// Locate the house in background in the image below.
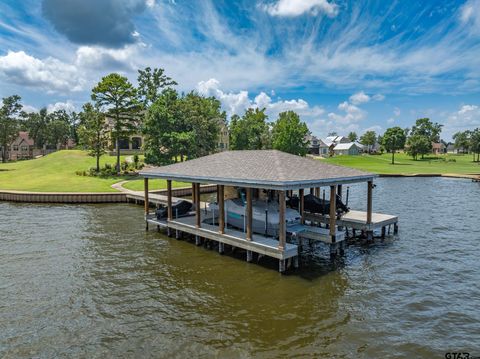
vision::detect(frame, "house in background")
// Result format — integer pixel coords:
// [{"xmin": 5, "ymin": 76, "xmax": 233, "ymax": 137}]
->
[
  {"xmin": 432, "ymin": 142, "xmax": 446, "ymax": 155},
  {"xmin": 305, "ymin": 134, "xmax": 329, "ymax": 156},
  {"xmin": 2, "ymin": 131, "xmax": 35, "ymax": 161},
  {"xmin": 333, "ymin": 142, "xmax": 360, "ymax": 156}
]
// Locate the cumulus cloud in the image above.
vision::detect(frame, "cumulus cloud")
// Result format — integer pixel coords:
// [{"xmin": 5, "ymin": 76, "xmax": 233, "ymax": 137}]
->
[
  {"xmin": 328, "ymin": 101, "xmax": 366, "ymax": 124},
  {"xmin": 442, "ymin": 104, "xmax": 480, "ymax": 140},
  {"xmin": 0, "ymin": 50, "xmax": 84, "ymax": 92},
  {"xmin": 75, "ymin": 44, "xmax": 141, "ymax": 71},
  {"xmin": 197, "ymin": 78, "xmax": 324, "ymax": 120},
  {"xmin": 349, "ymin": 91, "xmax": 384, "ymax": 105},
  {"xmin": 394, "ymin": 107, "xmax": 401, "ymax": 117},
  {"xmin": 263, "ymin": 0, "xmax": 339, "ymax": 17},
  {"xmin": 42, "ymin": 0, "xmax": 148, "ymax": 48},
  {"xmin": 349, "ymin": 91, "xmax": 370, "ymax": 105},
  {"xmin": 47, "ymin": 100, "xmax": 76, "ymax": 113}
]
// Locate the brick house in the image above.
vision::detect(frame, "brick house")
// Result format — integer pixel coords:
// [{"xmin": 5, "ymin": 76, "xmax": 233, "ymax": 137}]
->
[{"xmin": 3, "ymin": 131, "xmax": 35, "ymax": 160}]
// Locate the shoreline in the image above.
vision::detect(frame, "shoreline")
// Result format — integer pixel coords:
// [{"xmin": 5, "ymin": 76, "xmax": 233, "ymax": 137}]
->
[{"xmin": 1, "ymin": 174, "xmax": 478, "ymax": 204}]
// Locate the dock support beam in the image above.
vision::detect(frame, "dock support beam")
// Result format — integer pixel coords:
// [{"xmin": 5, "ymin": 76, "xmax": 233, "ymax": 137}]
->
[
  {"xmin": 246, "ymin": 188, "xmax": 253, "ymax": 241},
  {"xmin": 218, "ymin": 185, "xmax": 225, "ymax": 234},
  {"xmin": 144, "ymin": 178, "xmax": 149, "ymax": 230},
  {"xmin": 366, "ymin": 180, "xmax": 373, "ymax": 241},
  {"xmin": 195, "ymin": 183, "xmax": 201, "ymax": 228},
  {"xmin": 329, "ymin": 185, "xmax": 337, "ymax": 243},
  {"xmin": 167, "ymin": 180, "xmax": 172, "ymax": 220},
  {"xmin": 299, "ymin": 188, "xmax": 305, "ymax": 224},
  {"xmin": 246, "ymin": 250, "xmax": 253, "ymax": 262},
  {"xmin": 278, "ymin": 190, "xmax": 286, "ymax": 250}
]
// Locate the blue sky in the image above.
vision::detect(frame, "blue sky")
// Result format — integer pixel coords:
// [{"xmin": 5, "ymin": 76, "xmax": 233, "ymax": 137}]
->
[{"xmin": 1, "ymin": 0, "xmax": 480, "ymax": 140}]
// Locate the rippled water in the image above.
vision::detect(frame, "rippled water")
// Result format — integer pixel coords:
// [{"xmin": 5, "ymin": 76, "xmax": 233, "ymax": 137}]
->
[{"xmin": 1, "ymin": 178, "xmax": 479, "ymax": 358}]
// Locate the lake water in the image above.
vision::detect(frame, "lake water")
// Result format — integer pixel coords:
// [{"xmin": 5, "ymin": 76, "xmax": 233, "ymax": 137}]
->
[{"xmin": 1, "ymin": 178, "xmax": 479, "ymax": 358}]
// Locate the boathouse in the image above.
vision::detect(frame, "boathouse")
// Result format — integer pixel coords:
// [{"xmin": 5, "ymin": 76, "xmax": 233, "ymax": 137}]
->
[{"xmin": 140, "ymin": 150, "xmax": 397, "ymax": 272}]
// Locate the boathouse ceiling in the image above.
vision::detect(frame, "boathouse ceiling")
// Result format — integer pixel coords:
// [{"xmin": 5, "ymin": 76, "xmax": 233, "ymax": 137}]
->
[{"xmin": 140, "ymin": 150, "xmax": 376, "ymax": 190}]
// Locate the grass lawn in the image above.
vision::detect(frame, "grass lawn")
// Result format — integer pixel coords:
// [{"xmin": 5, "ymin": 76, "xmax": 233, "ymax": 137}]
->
[
  {"xmin": 0, "ymin": 150, "xmax": 133, "ymax": 192},
  {"xmin": 121, "ymin": 179, "xmax": 189, "ymax": 191},
  {"xmin": 323, "ymin": 152, "xmax": 480, "ymax": 175}
]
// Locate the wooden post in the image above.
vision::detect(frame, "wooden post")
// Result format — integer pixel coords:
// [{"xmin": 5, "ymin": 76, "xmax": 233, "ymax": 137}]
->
[
  {"xmin": 191, "ymin": 183, "xmax": 196, "ymax": 205},
  {"xmin": 195, "ymin": 183, "xmax": 201, "ymax": 228},
  {"xmin": 367, "ymin": 180, "xmax": 373, "ymax": 224},
  {"xmin": 167, "ymin": 179, "xmax": 172, "ymax": 221},
  {"xmin": 218, "ymin": 185, "xmax": 225, "ymax": 234},
  {"xmin": 246, "ymin": 188, "xmax": 253, "ymax": 240},
  {"xmin": 315, "ymin": 187, "xmax": 320, "ymax": 197},
  {"xmin": 366, "ymin": 180, "xmax": 373, "ymax": 241},
  {"xmin": 309, "ymin": 187, "xmax": 314, "ymax": 195},
  {"xmin": 337, "ymin": 184, "xmax": 342, "ymax": 199},
  {"xmin": 278, "ymin": 190, "xmax": 286, "ymax": 250},
  {"xmin": 329, "ymin": 185, "xmax": 337, "ymax": 240},
  {"xmin": 299, "ymin": 188, "xmax": 305, "ymax": 224},
  {"xmin": 144, "ymin": 178, "xmax": 149, "ymax": 230}
]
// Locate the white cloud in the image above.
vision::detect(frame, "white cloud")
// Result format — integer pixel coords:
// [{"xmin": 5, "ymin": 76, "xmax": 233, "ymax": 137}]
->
[
  {"xmin": 372, "ymin": 94, "xmax": 385, "ymax": 101},
  {"xmin": 349, "ymin": 91, "xmax": 370, "ymax": 105},
  {"xmin": 74, "ymin": 44, "xmax": 141, "ymax": 71},
  {"xmin": 328, "ymin": 101, "xmax": 366, "ymax": 124},
  {"xmin": 0, "ymin": 50, "xmax": 84, "ymax": 92},
  {"xmin": 442, "ymin": 104, "xmax": 480, "ymax": 140},
  {"xmin": 196, "ymin": 78, "xmax": 324, "ymax": 119},
  {"xmin": 387, "ymin": 118, "xmax": 395, "ymax": 124},
  {"xmin": 47, "ymin": 100, "xmax": 77, "ymax": 113},
  {"xmin": 460, "ymin": 0, "xmax": 480, "ymax": 34},
  {"xmin": 263, "ymin": 0, "xmax": 339, "ymax": 17},
  {"xmin": 394, "ymin": 107, "xmax": 401, "ymax": 117}
]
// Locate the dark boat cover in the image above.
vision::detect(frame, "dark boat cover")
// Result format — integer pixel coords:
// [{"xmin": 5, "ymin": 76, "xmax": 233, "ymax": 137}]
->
[{"xmin": 287, "ymin": 194, "xmax": 349, "ymax": 215}]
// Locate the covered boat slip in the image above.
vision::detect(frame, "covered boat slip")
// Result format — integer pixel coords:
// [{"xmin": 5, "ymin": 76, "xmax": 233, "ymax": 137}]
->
[{"xmin": 140, "ymin": 150, "xmax": 389, "ymax": 272}]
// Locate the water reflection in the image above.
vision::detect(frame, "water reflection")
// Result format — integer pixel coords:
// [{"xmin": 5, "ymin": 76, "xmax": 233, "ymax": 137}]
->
[{"xmin": 1, "ymin": 178, "xmax": 480, "ymax": 358}]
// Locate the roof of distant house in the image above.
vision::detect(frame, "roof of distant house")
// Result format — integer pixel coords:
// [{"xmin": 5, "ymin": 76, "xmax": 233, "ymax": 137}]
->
[
  {"xmin": 12, "ymin": 131, "xmax": 34, "ymax": 147},
  {"xmin": 333, "ymin": 142, "xmax": 358, "ymax": 150},
  {"xmin": 141, "ymin": 150, "xmax": 375, "ymax": 190}
]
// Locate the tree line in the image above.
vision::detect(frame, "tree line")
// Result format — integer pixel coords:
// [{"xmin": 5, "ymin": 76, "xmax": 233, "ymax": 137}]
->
[{"xmin": 0, "ymin": 95, "xmax": 80, "ymax": 163}]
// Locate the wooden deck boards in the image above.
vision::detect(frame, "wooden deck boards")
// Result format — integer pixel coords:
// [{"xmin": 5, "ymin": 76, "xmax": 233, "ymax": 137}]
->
[{"xmin": 304, "ymin": 210, "xmax": 398, "ymax": 231}]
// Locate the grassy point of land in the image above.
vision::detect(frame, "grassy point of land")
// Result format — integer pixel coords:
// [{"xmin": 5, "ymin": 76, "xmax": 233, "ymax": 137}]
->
[
  {"xmin": 0, "ymin": 150, "xmax": 132, "ymax": 192},
  {"xmin": 323, "ymin": 152, "xmax": 480, "ymax": 175},
  {"xmin": 121, "ymin": 179, "xmax": 188, "ymax": 191}
]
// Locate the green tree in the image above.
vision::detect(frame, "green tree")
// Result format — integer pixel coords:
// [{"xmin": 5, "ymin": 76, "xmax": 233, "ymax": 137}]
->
[
  {"xmin": 47, "ymin": 110, "xmax": 71, "ymax": 148},
  {"xmin": 143, "ymin": 89, "xmax": 184, "ymax": 165},
  {"xmin": 0, "ymin": 95, "xmax": 23, "ymax": 162},
  {"xmin": 179, "ymin": 92, "xmax": 224, "ymax": 159},
  {"xmin": 230, "ymin": 108, "xmax": 270, "ymax": 150},
  {"xmin": 453, "ymin": 130, "xmax": 471, "ymax": 154},
  {"xmin": 409, "ymin": 118, "xmax": 443, "ymax": 158},
  {"xmin": 271, "ymin": 111, "xmax": 309, "ymax": 156},
  {"xmin": 382, "ymin": 127, "xmax": 406, "ymax": 164},
  {"xmin": 23, "ymin": 108, "xmax": 50, "ymax": 148},
  {"xmin": 137, "ymin": 67, "xmax": 177, "ymax": 107},
  {"xmin": 92, "ymin": 73, "xmax": 139, "ymax": 172},
  {"xmin": 78, "ymin": 103, "xmax": 108, "ymax": 171},
  {"xmin": 470, "ymin": 128, "xmax": 480, "ymax": 162},
  {"xmin": 359, "ymin": 130, "xmax": 377, "ymax": 153},
  {"xmin": 347, "ymin": 131, "xmax": 358, "ymax": 142},
  {"xmin": 406, "ymin": 134, "xmax": 431, "ymax": 160}
]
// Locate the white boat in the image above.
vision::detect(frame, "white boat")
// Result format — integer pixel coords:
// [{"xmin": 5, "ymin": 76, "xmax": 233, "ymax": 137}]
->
[{"xmin": 209, "ymin": 198, "xmax": 301, "ymax": 237}]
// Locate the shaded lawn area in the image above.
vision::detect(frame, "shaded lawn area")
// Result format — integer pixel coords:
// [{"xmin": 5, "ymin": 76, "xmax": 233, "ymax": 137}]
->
[
  {"xmin": 0, "ymin": 150, "xmax": 133, "ymax": 192},
  {"xmin": 323, "ymin": 152, "xmax": 480, "ymax": 175}
]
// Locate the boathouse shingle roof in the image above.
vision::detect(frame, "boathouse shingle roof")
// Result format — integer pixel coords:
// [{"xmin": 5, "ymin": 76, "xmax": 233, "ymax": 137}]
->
[{"xmin": 140, "ymin": 150, "xmax": 375, "ymax": 189}]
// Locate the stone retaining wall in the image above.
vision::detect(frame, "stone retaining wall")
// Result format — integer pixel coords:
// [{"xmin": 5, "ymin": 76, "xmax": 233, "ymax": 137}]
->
[{"xmin": 0, "ymin": 191, "xmax": 127, "ymax": 203}]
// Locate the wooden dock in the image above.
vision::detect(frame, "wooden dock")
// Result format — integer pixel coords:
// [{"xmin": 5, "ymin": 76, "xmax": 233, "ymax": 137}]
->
[
  {"xmin": 147, "ymin": 214, "xmax": 298, "ymax": 260},
  {"xmin": 304, "ymin": 210, "xmax": 398, "ymax": 239}
]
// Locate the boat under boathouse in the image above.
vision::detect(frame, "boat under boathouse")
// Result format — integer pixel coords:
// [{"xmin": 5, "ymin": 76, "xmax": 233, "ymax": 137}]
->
[{"xmin": 140, "ymin": 150, "xmax": 398, "ymax": 273}]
